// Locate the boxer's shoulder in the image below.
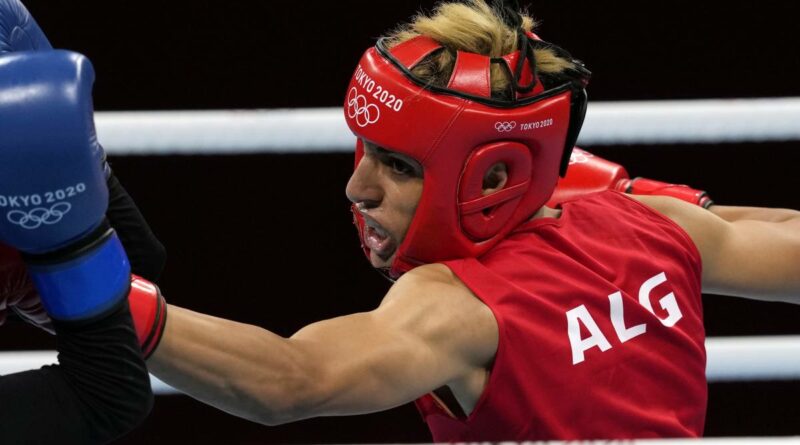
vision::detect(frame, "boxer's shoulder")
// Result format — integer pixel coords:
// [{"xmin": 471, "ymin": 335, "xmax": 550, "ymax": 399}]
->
[
  {"xmin": 382, "ymin": 263, "xmax": 497, "ymax": 357},
  {"xmin": 388, "ymin": 263, "xmax": 474, "ymax": 302}
]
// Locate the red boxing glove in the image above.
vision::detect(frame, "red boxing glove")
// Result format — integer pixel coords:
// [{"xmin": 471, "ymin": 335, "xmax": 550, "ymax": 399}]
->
[
  {"xmin": 547, "ymin": 148, "xmax": 713, "ymax": 208},
  {"xmin": 617, "ymin": 177, "xmax": 714, "ymax": 209},
  {"xmin": 128, "ymin": 274, "xmax": 168, "ymax": 359},
  {"xmin": 0, "ymin": 241, "xmax": 167, "ymax": 357},
  {"xmin": 547, "ymin": 148, "xmax": 629, "ymax": 207}
]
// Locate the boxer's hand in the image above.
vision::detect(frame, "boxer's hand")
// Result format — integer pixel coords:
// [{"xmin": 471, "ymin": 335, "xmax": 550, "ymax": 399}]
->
[
  {"xmin": 0, "ymin": 51, "xmax": 130, "ymax": 321},
  {"xmin": 0, "ymin": 0, "xmax": 52, "ymax": 53},
  {"xmin": 547, "ymin": 148, "xmax": 713, "ymax": 208}
]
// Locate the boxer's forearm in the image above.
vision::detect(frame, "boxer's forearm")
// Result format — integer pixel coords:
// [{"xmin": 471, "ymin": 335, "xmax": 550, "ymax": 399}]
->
[
  {"xmin": 709, "ymin": 205, "xmax": 800, "ymax": 224},
  {"xmin": 147, "ymin": 305, "xmax": 318, "ymax": 425}
]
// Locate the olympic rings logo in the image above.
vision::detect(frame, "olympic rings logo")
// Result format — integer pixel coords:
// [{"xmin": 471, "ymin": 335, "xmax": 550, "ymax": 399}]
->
[
  {"xmin": 6, "ymin": 202, "xmax": 72, "ymax": 230},
  {"xmin": 347, "ymin": 87, "xmax": 380, "ymax": 127},
  {"xmin": 494, "ymin": 121, "xmax": 517, "ymax": 132}
]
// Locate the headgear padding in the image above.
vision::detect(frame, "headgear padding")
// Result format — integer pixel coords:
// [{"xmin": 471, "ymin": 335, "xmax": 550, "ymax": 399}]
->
[{"xmin": 345, "ymin": 35, "xmax": 589, "ymax": 278}]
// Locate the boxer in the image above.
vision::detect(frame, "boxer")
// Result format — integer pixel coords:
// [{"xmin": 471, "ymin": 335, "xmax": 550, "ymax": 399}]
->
[
  {"xmin": 10, "ymin": 0, "xmax": 800, "ymax": 441},
  {"xmin": 130, "ymin": 0, "xmax": 799, "ymax": 441}
]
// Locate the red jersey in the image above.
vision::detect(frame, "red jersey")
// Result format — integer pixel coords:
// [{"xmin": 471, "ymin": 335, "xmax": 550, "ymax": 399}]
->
[{"xmin": 415, "ymin": 191, "xmax": 706, "ymax": 441}]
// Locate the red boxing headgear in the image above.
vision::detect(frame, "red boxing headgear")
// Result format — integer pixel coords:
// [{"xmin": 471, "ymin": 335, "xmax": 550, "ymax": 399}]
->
[{"xmin": 345, "ymin": 35, "xmax": 589, "ymax": 278}]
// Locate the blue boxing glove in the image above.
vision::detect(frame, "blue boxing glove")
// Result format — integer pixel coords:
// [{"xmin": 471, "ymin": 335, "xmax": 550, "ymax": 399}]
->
[
  {"xmin": 0, "ymin": 0, "xmax": 110, "ymax": 178},
  {"xmin": 0, "ymin": 0, "xmax": 52, "ymax": 53},
  {"xmin": 0, "ymin": 51, "xmax": 130, "ymax": 321}
]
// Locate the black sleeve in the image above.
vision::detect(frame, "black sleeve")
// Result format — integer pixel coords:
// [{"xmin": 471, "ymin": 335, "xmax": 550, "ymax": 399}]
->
[
  {"xmin": 0, "ymin": 302, "xmax": 153, "ymax": 444},
  {"xmin": 105, "ymin": 170, "xmax": 167, "ymax": 282}
]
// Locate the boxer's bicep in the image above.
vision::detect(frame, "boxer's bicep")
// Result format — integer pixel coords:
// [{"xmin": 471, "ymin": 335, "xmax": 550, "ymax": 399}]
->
[
  {"xmin": 148, "ymin": 265, "xmax": 497, "ymax": 425},
  {"xmin": 290, "ymin": 264, "xmax": 498, "ymax": 417}
]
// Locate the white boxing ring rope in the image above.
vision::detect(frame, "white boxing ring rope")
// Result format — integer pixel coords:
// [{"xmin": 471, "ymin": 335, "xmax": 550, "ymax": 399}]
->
[
  {"xmin": 94, "ymin": 97, "xmax": 800, "ymax": 155},
  {"xmin": 3, "ymin": 97, "xmax": 799, "ymax": 398},
  {"xmin": 1, "ymin": 336, "xmax": 798, "ymax": 395}
]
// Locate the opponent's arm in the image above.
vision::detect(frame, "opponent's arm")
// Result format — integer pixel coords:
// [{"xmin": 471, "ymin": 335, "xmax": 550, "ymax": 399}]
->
[
  {"xmin": 6, "ymin": 170, "xmax": 169, "ymax": 335},
  {"xmin": 106, "ymin": 169, "xmax": 167, "ymax": 282},
  {"xmin": 147, "ymin": 264, "xmax": 497, "ymax": 425},
  {"xmin": 7, "ymin": 0, "xmax": 167, "ymax": 282},
  {"xmin": 632, "ymin": 195, "xmax": 800, "ymax": 304},
  {"xmin": 0, "ymin": 51, "xmax": 152, "ymax": 444},
  {"xmin": 0, "ymin": 0, "xmax": 166, "ymax": 332}
]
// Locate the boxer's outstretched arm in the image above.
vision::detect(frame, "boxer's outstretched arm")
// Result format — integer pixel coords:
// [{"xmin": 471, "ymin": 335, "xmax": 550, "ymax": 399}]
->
[
  {"xmin": 632, "ymin": 196, "xmax": 800, "ymax": 304},
  {"xmin": 148, "ymin": 264, "xmax": 497, "ymax": 425}
]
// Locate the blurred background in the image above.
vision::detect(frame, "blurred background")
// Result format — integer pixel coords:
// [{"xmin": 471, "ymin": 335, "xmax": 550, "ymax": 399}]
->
[{"xmin": 2, "ymin": 0, "xmax": 799, "ymax": 443}]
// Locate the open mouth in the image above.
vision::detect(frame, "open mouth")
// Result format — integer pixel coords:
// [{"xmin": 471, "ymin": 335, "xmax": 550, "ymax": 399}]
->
[{"xmin": 363, "ymin": 224, "xmax": 396, "ymax": 259}]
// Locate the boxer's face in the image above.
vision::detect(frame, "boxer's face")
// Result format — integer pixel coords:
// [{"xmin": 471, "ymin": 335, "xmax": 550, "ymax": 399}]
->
[{"xmin": 346, "ymin": 140, "xmax": 423, "ymax": 269}]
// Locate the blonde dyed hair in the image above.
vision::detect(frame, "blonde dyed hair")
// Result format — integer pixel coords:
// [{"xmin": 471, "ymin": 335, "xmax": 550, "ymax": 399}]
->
[{"xmin": 385, "ymin": 0, "xmax": 578, "ymax": 98}]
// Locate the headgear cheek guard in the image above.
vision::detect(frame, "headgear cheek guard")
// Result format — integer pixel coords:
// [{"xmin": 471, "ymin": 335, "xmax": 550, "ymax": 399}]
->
[{"xmin": 345, "ymin": 35, "xmax": 589, "ymax": 279}]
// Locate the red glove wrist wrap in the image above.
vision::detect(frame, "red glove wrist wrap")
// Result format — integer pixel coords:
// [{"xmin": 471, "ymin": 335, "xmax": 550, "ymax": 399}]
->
[
  {"xmin": 128, "ymin": 275, "xmax": 167, "ymax": 359},
  {"xmin": 619, "ymin": 177, "xmax": 714, "ymax": 208}
]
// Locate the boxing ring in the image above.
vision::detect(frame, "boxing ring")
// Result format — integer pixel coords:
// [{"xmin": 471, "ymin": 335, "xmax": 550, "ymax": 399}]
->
[
  {"xmin": 2, "ymin": 97, "xmax": 799, "ymax": 441},
  {"xmin": 2, "ymin": 335, "xmax": 799, "ymax": 395},
  {"xmin": 88, "ymin": 97, "xmax": 800, "ymax": 154}
]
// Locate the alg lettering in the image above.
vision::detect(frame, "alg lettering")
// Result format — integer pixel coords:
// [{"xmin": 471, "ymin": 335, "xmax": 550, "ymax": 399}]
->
[{"xmin": 566, "ymin": 272, "xmax": 683, "ymax": 365}]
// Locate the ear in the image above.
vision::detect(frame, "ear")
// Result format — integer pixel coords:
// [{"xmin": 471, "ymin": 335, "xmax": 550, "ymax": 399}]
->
[{"xmin": 482, "ymin": 162, "xmax": 508, "ymax": 196}]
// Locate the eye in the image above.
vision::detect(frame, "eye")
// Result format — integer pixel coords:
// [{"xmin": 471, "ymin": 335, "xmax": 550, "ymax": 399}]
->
[{"xmin": 389, "ymin": 157, "xmax": 414, "ymax": 176}]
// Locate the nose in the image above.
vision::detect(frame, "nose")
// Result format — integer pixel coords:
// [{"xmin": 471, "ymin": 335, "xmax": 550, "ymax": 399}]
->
[{"xmin": 345, "ymin": 154, "xmax": 382, "ymax": 209}]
